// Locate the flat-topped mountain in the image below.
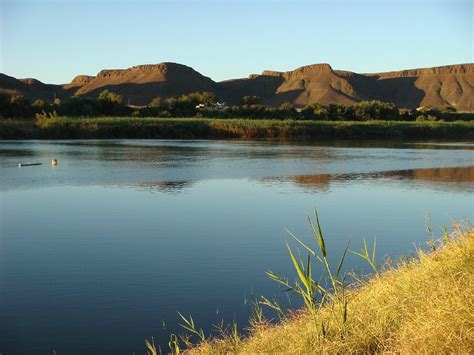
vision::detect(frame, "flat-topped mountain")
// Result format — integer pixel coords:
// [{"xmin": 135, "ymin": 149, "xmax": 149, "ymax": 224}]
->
[{"xmin": 1, "ymin": 62, "xmax": 473, "ymax": 110}]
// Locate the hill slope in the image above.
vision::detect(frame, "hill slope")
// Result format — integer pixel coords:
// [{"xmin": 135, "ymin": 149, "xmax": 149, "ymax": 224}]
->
[{"xmin": 1, "ymin": 63, "xmax": 473, "ymax": 110}]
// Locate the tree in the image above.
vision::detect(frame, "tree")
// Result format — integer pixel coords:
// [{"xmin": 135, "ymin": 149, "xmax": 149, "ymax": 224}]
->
[
  {"xmin": 59, "ymin": 96, "xmax": 100, "ymax": 116},
  {"xmin": 190, "ymin": 92, "xmax": 217, "ymax": 105},
  {"xmin": 32, "ymin": 99, "xmax": 47, "ymax": 108},
  {"xmin": 97, "ymin": 90, "xmax": 127, "ymax": 115},
  {"xmin": 302, "ymin": 103, "xmax": 329, "ymax": 120},
  {"xmin": 0, "ymin": 94, "xmax": 33, "ymax": 118},
  {"xmin": 179, "ymin": 92, "xmax": 217, "ymax": 105},
  {"xmin": 149, "ymin": 97, "xmax": 163, "ymax": 107},
  {"xmin": 353, "ymin": 100, "xmax": 398, "ymax": 121},
  {"xmin": 278, "ymin": 102, "xmax": 294, "ymax": 111},
  {"xmin": 98, "ymin": 90, "xmax": 123, "ymax": 104}
]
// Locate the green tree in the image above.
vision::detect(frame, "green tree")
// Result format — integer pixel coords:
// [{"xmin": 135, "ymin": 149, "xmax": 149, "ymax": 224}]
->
[
  {"xmin": 32, "ymin": 99, "xmax": 47, "ymax": 108},
  {"xmin": 98, "ymin": 90, "xmax": 123, "ymax": 104},
  {"xmin": 179, "ymin": 92, "xmax": 217, "ymax": 105},
  {"xmin": 149, "ymin": 97, "xmax": 163, "ymax": 107},
  {"xmin": 278, "ymin": 102, "xmax": 294, "ymax": 111},
  {"xmin": 302, "ymin": 103, "xmax": 329, "ymax": 119}
]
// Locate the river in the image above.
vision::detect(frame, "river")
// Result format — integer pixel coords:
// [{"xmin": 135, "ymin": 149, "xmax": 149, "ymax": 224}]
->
[{"xmin": 1, "ymin": 139, "xmax": 472, "ymax": 354}]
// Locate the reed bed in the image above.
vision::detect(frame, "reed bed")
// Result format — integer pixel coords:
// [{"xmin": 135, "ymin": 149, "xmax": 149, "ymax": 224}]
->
[{"xmin": 1, "ymin": 117, "xmax": 473, "ymax": 139}]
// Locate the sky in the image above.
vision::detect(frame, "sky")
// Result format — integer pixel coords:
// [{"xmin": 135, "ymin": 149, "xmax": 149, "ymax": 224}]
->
[{"xmin": 0, "ymin": 0, "xmax": 472, "ymax": 84}]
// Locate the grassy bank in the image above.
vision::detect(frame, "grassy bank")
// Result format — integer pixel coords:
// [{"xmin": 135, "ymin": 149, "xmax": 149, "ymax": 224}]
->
[
  {"xmin": 183, "ymin": 225, "xmax": 473, "ymax": 354},
  {"xmin": 1, "ymin": 117, "xmax": 473, "ymax": 140}
]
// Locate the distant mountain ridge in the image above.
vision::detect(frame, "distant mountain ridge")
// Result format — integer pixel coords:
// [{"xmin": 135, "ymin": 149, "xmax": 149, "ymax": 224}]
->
[{"xmin": 1, "ymin": 62, "xmax": 473, "ymax": 111}]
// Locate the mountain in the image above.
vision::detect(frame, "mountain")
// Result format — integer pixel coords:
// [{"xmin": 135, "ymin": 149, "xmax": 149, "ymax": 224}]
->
[
  {"xmin": 70, "ymin": 63, "xmax": 216, "ymax": 105},
  {"xmin": 219, "ymin": 63, "xmax": 358, "ymax": 107},
  {"xmin": 221, "ymin": 63, "xmax": 473, "ymax": 110},
  {"xmin": 1, "ymin": 62, "xmax": 473, "ymax": 111}
]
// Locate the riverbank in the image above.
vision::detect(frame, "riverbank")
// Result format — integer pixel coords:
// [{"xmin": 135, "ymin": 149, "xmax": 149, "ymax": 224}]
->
[
  {"xmin": 1, "ymin": 117, "xmax": 473, "ymax": 139},
  {"xmin": 187, "ymin": 226, "xmax": 474, "ymax": 353}
]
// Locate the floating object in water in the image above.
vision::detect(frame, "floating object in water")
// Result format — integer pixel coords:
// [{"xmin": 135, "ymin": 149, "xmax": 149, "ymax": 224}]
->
[
  {"xmin": 18, "ymin": 163, "xmax": 42, "ymax": 167},
  {"xmin": 51, "ymin": 159, "xmax": 58, "ymax": 166}
]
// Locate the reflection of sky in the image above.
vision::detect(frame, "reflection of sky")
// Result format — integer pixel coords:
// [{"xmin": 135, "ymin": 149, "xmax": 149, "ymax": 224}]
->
[{"xmin": 0, "ymin": 140, "xmax": 473, "ymax": 354}]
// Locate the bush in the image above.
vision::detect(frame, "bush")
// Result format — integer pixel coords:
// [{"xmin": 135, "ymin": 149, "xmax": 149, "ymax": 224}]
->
[
  {"xmin": 35, "ymin": 110, "xmax": 59, "ymax": 128},
  {"xmin": 98, "ymin": 90, "xmax": 123, "ymax": 104}
]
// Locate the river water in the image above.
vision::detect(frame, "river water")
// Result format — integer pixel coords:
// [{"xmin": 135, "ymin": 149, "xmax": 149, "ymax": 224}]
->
[{"xmin": 1, "ymin": 139, "xmax": 472, "ymax": 354}]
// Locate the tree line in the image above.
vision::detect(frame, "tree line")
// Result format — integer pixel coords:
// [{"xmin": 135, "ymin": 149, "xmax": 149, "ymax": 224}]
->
[{"xmin": 0, "ymin": 90, "xmax": 470, "ymax": 122}]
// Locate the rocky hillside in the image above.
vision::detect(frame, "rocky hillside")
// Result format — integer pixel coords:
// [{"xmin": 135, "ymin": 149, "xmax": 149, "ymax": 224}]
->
[
  {"xmin": 71, "ymin": 63, "xmax": 216, "ymax": 105},
  {"xmin": 1, "ymin": 62, "xmax": 472, "ymax": 110}
]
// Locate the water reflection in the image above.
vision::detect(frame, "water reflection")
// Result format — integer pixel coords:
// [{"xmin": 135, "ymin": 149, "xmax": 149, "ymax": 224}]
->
[
  {"xmin": 133, "ymin": 180, "xmax": 194, "ymax": 194},
  {"xmin": 382, "ymin": 166, "xmax": 474, "ymax": 183},
  {"xmin": 1, "ymin": 140, "xmax": 473, "ymax": 193},
  {"xmin": 264, "ymin": 166, "xmax": 474, "ymax": 193}
]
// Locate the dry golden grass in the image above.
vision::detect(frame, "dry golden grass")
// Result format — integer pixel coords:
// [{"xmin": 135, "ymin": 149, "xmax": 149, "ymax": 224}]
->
[{"xmin": 188, "ymin": 227, "xmax": 474, "ymax": 354}]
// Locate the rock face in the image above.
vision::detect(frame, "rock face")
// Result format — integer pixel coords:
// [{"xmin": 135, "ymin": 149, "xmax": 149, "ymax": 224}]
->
[
  {"xmin": 1, "ymin": 62, "xmax": 473, "ymax": 110},
  {"xmin": 219, "ymin": 64, "xmax": 359, "ymax": 107},
  {"xmin": 64, "ymin": 75, "xmax": 95, "ymax": 89},
  {"xmin": 335, "ymin": 64, "xmax": 474, "ymax": 110},
  {"xmin": 220, "ymin": 63, "xmax": 473, "ymax": 110},
  {"xmin": 71, "ymin": 63, "xmax": 217, "ymax": 105}
]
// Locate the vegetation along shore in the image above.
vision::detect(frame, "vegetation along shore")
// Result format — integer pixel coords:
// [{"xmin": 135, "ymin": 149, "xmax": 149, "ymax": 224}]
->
[
  {"xmin": 146, "ymin": 217, "xmax": 473, "ymax": 354},
  {"xmin": 1, "ymin": 90, "xmax": 473, "ymax": 140},
  {"xmin": 1, "ymin": 117, "xmax": 473, "ymax": 140}
]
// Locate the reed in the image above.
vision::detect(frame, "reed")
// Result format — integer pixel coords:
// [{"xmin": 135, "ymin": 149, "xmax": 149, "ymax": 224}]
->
[{"xmin": 1, "ymin": 117, "xmax": 473, "ymax": 139}]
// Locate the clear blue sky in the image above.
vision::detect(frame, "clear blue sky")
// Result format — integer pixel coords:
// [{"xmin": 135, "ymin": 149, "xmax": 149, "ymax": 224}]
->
[{"xmin": 1, "ymin": 0, "xmax": 472, "ymax": 84}]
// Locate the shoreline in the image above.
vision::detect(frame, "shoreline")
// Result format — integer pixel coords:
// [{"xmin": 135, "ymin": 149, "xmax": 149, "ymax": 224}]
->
[
  {"xmin": 187, "ymin": 228, "xmax": 474, "ymax": 353},
  {"xmin": 1, "ymin": 117, "xmax": 473, "ymax": 140}
]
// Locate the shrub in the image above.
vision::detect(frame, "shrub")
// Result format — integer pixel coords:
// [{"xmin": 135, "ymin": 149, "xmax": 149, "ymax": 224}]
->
[{"xmin": 35, "ymin": 110, "xmax": 59, "ymax": 128}]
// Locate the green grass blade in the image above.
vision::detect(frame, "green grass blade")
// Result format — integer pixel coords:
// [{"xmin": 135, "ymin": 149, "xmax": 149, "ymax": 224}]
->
[
  {"xmin": 306, "ymin": 253, "xmax": 312, "ymax": 282},
  {"xmin": 336, "ymin": 238, "xmax": 351, "ymax": 279},
  {"xmin": 266, "ymin": 270, "xmax": 292, "ymax": 289},
  {"xmin": 349, "ymin": 250, "xmax": 366, "ymax": 259},
  {"xmin": 311, "ymin": 209, "xmax": 327, "ymax": 257},
  {"xmin": 372, "ymin": 237, "xmax": 377, "ymax": 263},
  {"xmin": 287, "ymin": 242, "xmax": 311, "ymax": 291},
  {"xmin": 286, "ymin": 228, "xmax": 316, "ymax": 256}
]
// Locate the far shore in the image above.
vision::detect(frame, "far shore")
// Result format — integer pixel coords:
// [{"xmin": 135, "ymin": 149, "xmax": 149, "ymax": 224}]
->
[{"xmin": 1, "ymin": 117, "xmax": 473, "ymax": 140}]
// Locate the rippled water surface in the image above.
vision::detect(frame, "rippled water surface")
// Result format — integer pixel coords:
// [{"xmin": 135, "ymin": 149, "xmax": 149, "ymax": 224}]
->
[{"xmin": 1, "ymin": 140, "xmax": 473, "ymax": 354}]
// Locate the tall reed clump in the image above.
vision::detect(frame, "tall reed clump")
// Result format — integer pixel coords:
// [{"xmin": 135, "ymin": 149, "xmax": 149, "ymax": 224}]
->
[
  {"xmin": 146, "ymin": 215, "xmax": 474, "ymax": 354},
  {"xmin": 265, "ymin": 208, "xmax": 358, "ymax": 340},
  {"xmin": 35, "ymin": 110, "xmax": 59, "ymax": 128}
]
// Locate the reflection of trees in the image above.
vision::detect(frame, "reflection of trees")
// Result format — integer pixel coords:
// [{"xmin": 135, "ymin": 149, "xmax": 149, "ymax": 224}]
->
[
  {"xmin": 291, "ymin": 174, "xmax": 331, "ymax": 191},
  {"xmin": 404, "ymin": 167, "xmax": 473, "ymax": 183},
  {"xmin": 268, "ymin": 166, "xmax": 474, "ymax": 192}
]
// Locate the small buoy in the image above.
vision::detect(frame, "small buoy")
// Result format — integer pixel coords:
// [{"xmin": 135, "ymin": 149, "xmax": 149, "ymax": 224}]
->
[{"xmin": 51, "ymin": 159, "xmax": 58, "ymax": 166}]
